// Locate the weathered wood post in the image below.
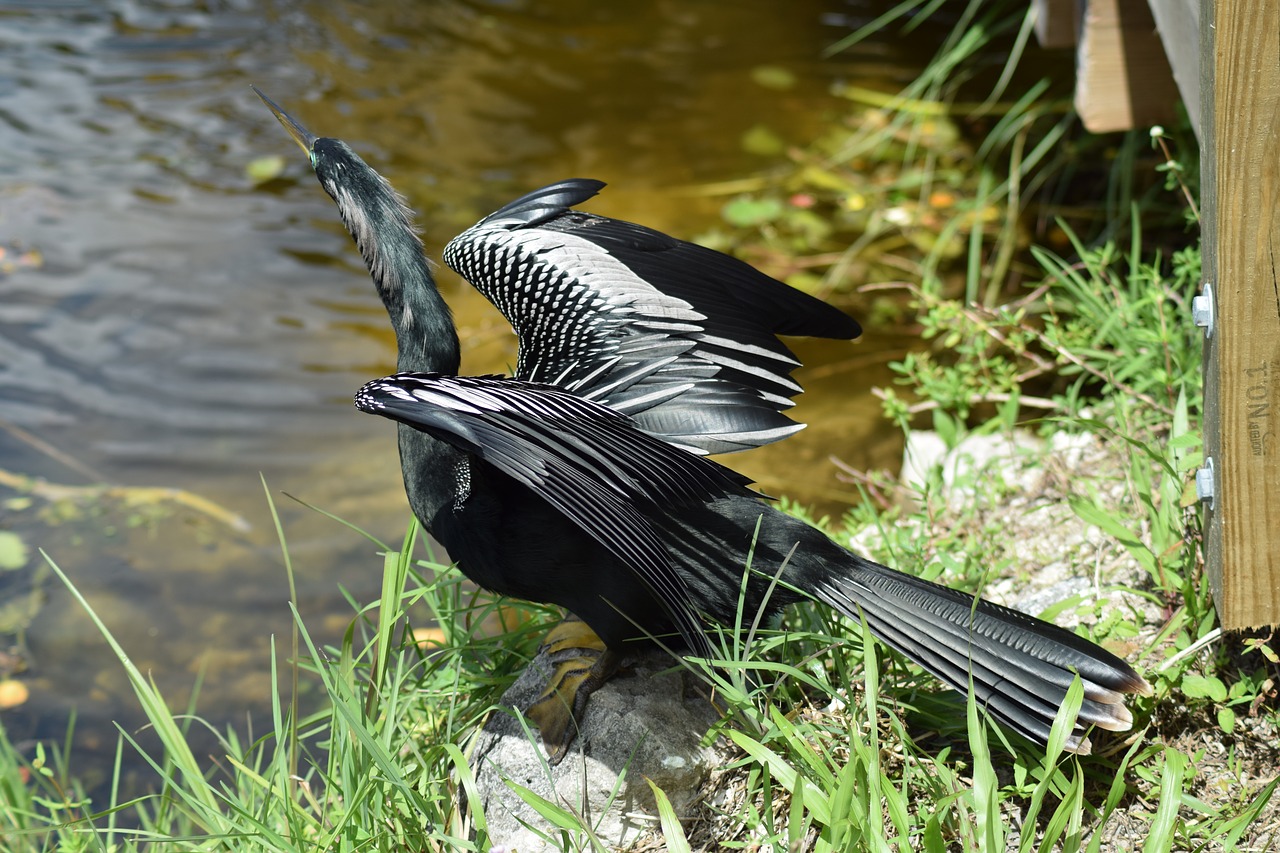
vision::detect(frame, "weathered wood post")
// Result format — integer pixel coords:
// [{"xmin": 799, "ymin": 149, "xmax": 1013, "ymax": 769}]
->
[{"xmin": 1197, "ymin": 0, "xmax": 1280, "ymax": 628}]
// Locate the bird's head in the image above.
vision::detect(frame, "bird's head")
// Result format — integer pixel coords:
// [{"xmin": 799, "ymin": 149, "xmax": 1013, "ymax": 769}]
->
[{"xmin": 252, "ymin": 86, "xmax": 429, "ymax": 317}]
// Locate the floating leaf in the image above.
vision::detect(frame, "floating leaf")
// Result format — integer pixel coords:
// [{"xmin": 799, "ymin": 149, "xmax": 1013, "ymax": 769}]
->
[
  {"xmin": 246, "ymin": 154, "xmax": 286, "ymax": 184},
  {"xmin": 722, "ymin": 196, "xmax": 784, "ymax": 228},
  {"xmin": 797, "ymin": 164, "xmax": 856, "ymax": 193},
  {"xmin": 0, "ymin": 245, "xmax": 43, "ymax": 276},
  {"xmin": 741, "ymin": 124, "xmax": 786, "ymax": 157},
  {"xmin": 751, "ymin": 64, "xmax": 797, "ymax": 91},
  {"xmin": 0, "ymin": 679, "xmax": 28, "ymax": 710},
  {"xmin": 0, "ymin": 531, "xmax": 28, "ymax": 570}
]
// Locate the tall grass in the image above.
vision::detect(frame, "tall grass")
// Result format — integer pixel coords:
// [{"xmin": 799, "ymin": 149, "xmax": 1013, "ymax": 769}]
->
[{"xmin": 1, "ymin": 485, "xmax": 558, "ymax": 851}]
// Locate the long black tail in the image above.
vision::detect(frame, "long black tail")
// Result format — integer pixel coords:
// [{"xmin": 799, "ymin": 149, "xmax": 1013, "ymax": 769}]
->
[{"xmin": 810, "ymin": 560, "xmax": 1151, "ymax": 754}]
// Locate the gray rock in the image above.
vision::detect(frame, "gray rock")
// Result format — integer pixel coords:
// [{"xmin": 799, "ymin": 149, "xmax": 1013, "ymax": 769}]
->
[
  {"xmin": 901, "ymin": 430, "xmax": 1045, "ymax": 507},
  {"xmin": 463, "ymin": 648, "xmax": 726, "ymax": 852}
]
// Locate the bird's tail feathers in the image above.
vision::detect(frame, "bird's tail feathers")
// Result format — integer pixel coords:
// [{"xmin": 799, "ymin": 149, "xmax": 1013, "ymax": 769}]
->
[{"xmin": 810, "ymin": 561, "xmax": 1151, "ymax": 754}]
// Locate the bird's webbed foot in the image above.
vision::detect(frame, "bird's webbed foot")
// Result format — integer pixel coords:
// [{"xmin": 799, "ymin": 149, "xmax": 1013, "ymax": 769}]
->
[{"xmin": 524, "ymin": 614, "xmax": 621, "ymax": 764}]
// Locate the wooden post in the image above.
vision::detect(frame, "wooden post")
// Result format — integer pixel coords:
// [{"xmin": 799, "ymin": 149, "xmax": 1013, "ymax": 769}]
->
[
  {"xmin": 1199, "ymin": 0, "xmax": 1280, "ymax": 629},
  {"xmin": 1032, "ymin": 0, "xmax": 1080, "ymax": 48},
  {"xmin": 1075, "ymin": 0, "xmax": 1180, "ymax": 132}
]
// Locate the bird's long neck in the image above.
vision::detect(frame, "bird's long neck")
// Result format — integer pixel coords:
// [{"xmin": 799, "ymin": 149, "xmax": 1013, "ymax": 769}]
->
[
  {"xmin": 381, "ymin": 253, "xmax": 460, "ymax": 376},
  {"xmin": 327, "ymin": 164, "xmax": 461, "ymax": 375},
  {"xmin": 329, "ymin": 171, "xmax": 465, "ymax": 524}
]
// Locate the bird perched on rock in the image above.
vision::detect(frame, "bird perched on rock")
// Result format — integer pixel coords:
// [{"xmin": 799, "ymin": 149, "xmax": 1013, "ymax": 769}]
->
[{"xmin": 255, "ymin": 87, "xmax": 1150, "ymax": 761}]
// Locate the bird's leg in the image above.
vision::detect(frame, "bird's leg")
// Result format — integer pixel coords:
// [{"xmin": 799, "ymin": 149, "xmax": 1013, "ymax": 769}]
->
[{"xmin": 524, "ymin": 614, "xmax": 621, "ymax": 764}]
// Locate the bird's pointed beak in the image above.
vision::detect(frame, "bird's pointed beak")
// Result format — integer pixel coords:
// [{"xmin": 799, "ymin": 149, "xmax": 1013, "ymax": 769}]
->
[{"xmin": 251, "ymin": 85, "xmax": 317, "ymax": 156}]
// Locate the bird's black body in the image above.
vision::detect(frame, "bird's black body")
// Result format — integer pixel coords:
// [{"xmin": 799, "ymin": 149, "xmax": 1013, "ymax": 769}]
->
[
  {"xmin": 257, "ymin": 87, "xmax": 1149, "ymax": 756},
  {"xmin": 356, "ymin": 372, "xmax": 1145, "ymax": 749}
]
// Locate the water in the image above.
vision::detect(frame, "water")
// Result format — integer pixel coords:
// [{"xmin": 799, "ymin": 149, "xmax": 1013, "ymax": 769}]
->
[{"xmin": 0, "ymin": 0, "xmax": 919, "ymax": 793}]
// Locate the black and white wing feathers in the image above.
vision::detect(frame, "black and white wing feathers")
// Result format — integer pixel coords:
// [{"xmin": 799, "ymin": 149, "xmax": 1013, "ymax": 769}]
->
[
  {"xmin": 354, "ymin": 372, "xmax": 757, "ymax": 655},
  {"xmin": 442, "ymin": 179, "xmax": 861, "ymax": 455}
]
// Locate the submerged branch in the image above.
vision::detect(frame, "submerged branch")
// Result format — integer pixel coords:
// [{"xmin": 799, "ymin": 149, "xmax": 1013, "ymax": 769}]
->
[{"xmin": 0, "ymin": 468, "xmax": 250, "ymax": 533}]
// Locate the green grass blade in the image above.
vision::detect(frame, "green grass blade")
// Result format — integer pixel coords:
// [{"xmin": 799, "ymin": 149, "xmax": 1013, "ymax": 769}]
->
[
  {"xmin": 1143, "ymin": 749, "xmax": 1186, "ymax": 853},
  {"xmin": 726, "ymin": 729, "xmax": 832, "ymax": 825},
  {"xmin": 966, "ymin": 676, "xmax": 1003, "ymax": 853},
  {"xmin": 41, "ymin": 551, "xmax": 226, "ymax": 832},
  {"xmin": 647, "ymin": 778, "xmax": 692, "ymax": 853},
  {"xmin": 260, "ymin": 477, "xmax": 301, "ymax": 797}
]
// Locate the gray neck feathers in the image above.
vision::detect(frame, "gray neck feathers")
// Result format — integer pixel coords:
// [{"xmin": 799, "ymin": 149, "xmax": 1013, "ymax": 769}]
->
[{"xmin": 322, "ymin": 148, "xmax": 459, "ymax": 374}]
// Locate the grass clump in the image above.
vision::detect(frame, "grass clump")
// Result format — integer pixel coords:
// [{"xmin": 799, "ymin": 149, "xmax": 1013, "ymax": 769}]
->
[{"xmin": 2, "ymin": 501, "xmax": 556, "ymax": 851}]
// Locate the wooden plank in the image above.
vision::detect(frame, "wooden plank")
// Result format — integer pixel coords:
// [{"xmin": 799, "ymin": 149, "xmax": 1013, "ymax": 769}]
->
[
  {"xmin": 1075, "ymin": 0, "xmax": 1179, "ymax": 132},
  {"xmin": 1200, "ymin": 0, "xmax": 1280, "ymax": 629},
  {"xmin": 1146, "ymin": 0, "xmax": 1202, "ymax": 139},
  {"xmin": 1032, "ymin": 0, "xmax": 1079, "ymax": 48}
]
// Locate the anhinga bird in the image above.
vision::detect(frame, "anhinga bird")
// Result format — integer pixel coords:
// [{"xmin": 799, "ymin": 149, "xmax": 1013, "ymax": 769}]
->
[{"xmin": 256, "ymin": 88, "xmax": 1150, "ymax": 760}]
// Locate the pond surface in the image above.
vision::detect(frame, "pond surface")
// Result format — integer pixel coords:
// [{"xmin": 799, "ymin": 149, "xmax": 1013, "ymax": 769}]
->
[{"xmin": 0, "ymin": 0, "xmax": 924, "ymax": 793}]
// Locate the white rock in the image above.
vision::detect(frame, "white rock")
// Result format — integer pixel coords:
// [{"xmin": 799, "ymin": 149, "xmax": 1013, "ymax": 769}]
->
[{"xmin": 464, "ymin": 650, "xmax": 725, "ymax": 852}]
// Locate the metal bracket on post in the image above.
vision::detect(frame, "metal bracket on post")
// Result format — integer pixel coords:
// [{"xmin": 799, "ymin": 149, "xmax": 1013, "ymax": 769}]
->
[
  {"xmin": 1193, "ymin": 283, "xmax": 1216, "ymax": 511},
  {"xmin": 1196, "ymin": 456, "xmax": 1215, "ymax": 510},
  {"xmin": 1192, "ymin": 282, "xmax": 1214, "ymax": 338}
]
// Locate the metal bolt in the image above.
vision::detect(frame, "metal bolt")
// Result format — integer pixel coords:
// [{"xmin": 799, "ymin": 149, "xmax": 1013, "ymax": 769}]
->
[
  {"xmin": 1192, "ymin": 283, "xmax": 1214, "ymax": 339},
  {"xmin": 1195, "ymin": 456, "xmax": 1215, "ymax": 509}
]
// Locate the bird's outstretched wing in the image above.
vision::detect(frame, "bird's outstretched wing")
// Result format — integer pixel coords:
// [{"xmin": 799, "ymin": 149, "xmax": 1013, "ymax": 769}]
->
[
  {"xmin": 354, "ymin": 372, "xmax": 757, "ymax": 655},
  {"xmin": 442, "ymin": 179, "xmax": 861, "ymax": 455}
]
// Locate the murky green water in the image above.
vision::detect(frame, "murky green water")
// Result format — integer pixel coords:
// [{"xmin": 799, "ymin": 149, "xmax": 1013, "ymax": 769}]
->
[{"xmin": 0, "ymin": 0, "xmax": 927, "ymax": 792}]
